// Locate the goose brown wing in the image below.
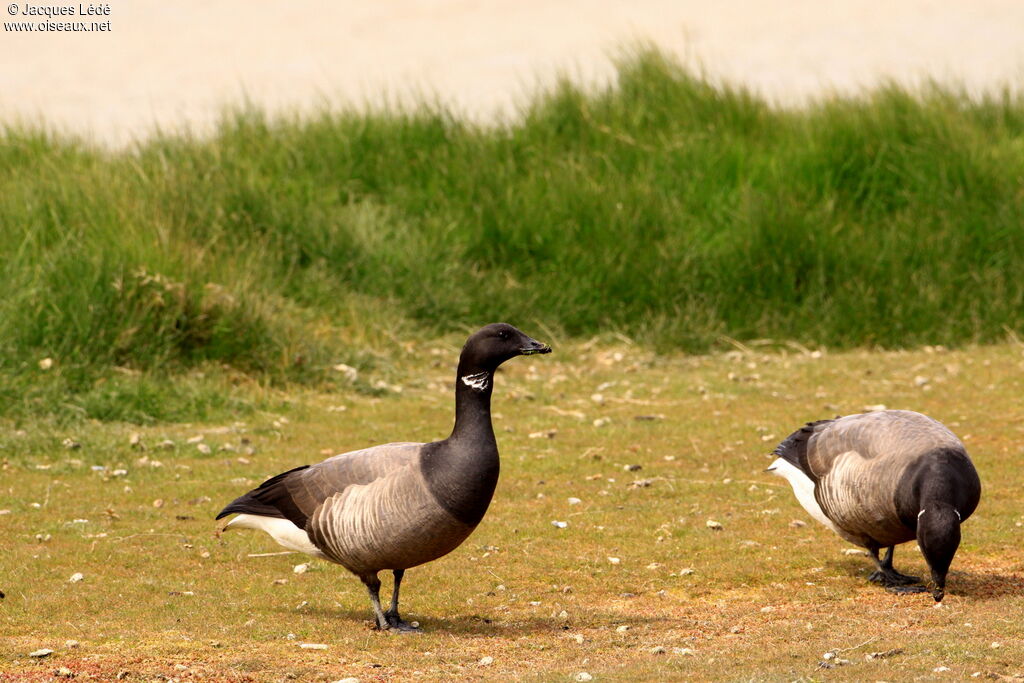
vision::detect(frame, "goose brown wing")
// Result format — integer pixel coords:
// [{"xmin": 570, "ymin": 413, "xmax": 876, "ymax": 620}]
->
[{"xmin": 216, "ymin": 442, "xmax": 422, "ymax": 529}]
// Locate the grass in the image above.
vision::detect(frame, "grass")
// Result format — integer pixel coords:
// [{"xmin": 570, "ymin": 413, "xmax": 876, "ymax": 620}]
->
[
  {"xmin": 3, "ymin": 340, "xmax": 1024, "ymax": 680},
  {"xmin": 4, "ymin": 49, "xmax": 1024, "ymax": 418}
]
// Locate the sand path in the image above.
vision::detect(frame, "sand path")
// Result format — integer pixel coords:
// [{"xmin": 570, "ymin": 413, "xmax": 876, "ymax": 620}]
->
[{"xmin": 3, "ymin": 0, "xmax": 1024, "ymax": 146}]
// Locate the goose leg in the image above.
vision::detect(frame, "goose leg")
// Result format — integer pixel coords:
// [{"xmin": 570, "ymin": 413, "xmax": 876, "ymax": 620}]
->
[
  {"xmin": 360, "ymin": 573, "xmax": 390, "ymax": 630},
  {"xmin": 867, "ymin": 546, "xmax": 925, "ymax": 593},
  {"xmin": 384, "ymin": 569, "xmax": 421, "ymax": 633}
]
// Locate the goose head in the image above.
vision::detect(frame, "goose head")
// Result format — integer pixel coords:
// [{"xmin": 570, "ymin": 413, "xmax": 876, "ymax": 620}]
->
[{"xmin": 460, "ymin": 323, "xmax": 551, "ymax": 372}]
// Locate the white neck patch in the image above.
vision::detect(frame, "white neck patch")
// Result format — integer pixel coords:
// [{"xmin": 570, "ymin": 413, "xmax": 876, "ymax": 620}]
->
[{"xmin": 461, "ymin": 371, "xmax": 490, "ymax": 392}]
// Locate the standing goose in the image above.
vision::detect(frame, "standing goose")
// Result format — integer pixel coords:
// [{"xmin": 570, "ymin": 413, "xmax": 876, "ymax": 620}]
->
[
  {"xmin": 216, "ymin": 323, "xmax": 551, "ymax": 631},
  {"xmin": 768, "ymin": 410, "xmax": 980, "ymax": 601}
]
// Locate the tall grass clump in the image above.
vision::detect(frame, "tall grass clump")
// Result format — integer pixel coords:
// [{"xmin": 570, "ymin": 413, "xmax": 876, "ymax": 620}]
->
[{"xmin": 2, "ymin": 49, "xmax": 1024, "ymax": 418}]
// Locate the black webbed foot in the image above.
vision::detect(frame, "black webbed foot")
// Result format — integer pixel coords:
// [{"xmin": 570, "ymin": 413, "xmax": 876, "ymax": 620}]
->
[
  {"xmin": 384, "ymin": 611, "xmax": 422, "ymax": 633},
  {"xmin": 867, "ymin": 569, "xmax": 921, "ymax": 587}
]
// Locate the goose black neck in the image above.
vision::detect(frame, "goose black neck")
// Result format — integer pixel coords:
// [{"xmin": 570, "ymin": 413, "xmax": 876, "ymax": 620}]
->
[{"xmin": 449, "ymin": 357, "xmax": 497, "ymax": 446}]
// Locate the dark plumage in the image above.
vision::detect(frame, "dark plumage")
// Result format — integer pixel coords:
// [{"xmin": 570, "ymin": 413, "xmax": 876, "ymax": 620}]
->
[
  {"xmin": 767, "ymin": 410, "xmax": 981, "ymax": 601},
  {"xmin": 217, "ymin": 323, "xmax": 551, "ymax": 631}
]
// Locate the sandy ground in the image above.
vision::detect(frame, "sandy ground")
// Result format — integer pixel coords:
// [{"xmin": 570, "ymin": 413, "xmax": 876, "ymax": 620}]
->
[{"xmin": 2, "ymin": 0, "xmax": 1024, "ymax": 146}]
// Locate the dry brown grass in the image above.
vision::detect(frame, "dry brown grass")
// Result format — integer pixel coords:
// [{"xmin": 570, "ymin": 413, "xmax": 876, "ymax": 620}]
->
[{"xmin": 3, "ymin": 341, "xmax": 1024, "ymax": 681}]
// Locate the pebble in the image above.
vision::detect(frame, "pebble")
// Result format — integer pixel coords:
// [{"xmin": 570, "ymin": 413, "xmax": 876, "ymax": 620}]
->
[
  {"xmin": 69, "ymin": 573, "xmax": 84, "ymax": 583},
  {"xmin": 706, "ymin": 520, "xmax": 723, "ymax": 530},
  {"xmin": 152, "ymin": 499, "xmax": 164, "ymax": 508},
  {"xmin": 156, "ymin": 439, "xmax": 175, "ymax": 449},
  {"xmin": 623, "ymin": 464, "xmax": 642, "ymax": 472},
  {"xmin": 332, "ymin": 363, "xmax": 359, "ymax": 382},
  {"xmin": 552, "ymin": 521, "xmax": 569, "ymax": 529},
  {"xmin": 197, "ymin": 443, "xmax": 212, "ymax": 454},
  {"xmin": 39, "ymin": 357, "xmax": 54, "ymax": 370},
  {"xmin": 528, "ymin": 429, "xmax": 558, "ymax": 439},
  {"xmin": 607, "ymin": 557, "xmax": 621, "ymax": 565},
  {"xmin": 789, "ymin": 520, "xmax": 807, "ymax": 528},
  {"xmin": 760, "ymin": 606, "xmax": 775, "ymax": 613},
  {"xmin": 646, "ymin": 562, "xmax": 662, "ymax": 570},
  {"xmin": 616, "ymin": 625, "xmax": 630, "ymax": 632},
  {"xmin": 56, "ymin": 667, "xmax": 74, "ymax": 678},
  {"xmin": 28, "ymin": 648, "xmax": 54, "ymax": 658},
  {"xmin": 649, "ymin": 646, "xmax": 666, "ymax": 655},
  {"xmin": 574, "ymin": 674, "xmax": 594, "ymax": 682},
  {"xmin": 934, "ymin": 666, "xmax": 951, "ymax": 673},
  {"xmin": 673, "ymin": 647, "xmax": 696, "ymax": 656},
  {"xmin": 679, "ymin": 568, "xmax": 695, "ymax": 576},
  {"xmin": 65, "ymin": 640, "xmax": 79, "ymax": 648},
  {"xmin": 186, "ymin": 435, "xmax": 204, "ymax": 444},
  {"xmin": 592, "ymin": 417, "xmax": 611, "ymax": 428},
  {"xmin": 567, "ymin": 497, "xmax": 582, "ymax": 505},
  {"xmin": 299, "ymin": 643, "xmax": 328, "ymax": 650},
  {"xmin": 478, "ymin": 656, "xmax": 494, "ymax": 666},
  {"xmin": 62, "ymin": 438, "xmax": 81, "ymax": 450},
  {"xmin": 558, "ymin": 610, "xmax": 569, "ymax": 619},
  {"xmin": 293, "ymin": 563, "xmax": 310, "ymax": 574},
  {"xmin": 841, "ymin": 548, "xmax": 868, "ymax": 556}
]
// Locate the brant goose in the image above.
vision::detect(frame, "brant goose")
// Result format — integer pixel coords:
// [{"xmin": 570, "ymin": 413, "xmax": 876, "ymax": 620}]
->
[
  {"xmin": 768, "ymin": 410, "xmax": 980, "ymax": 601},
  {"xmin": 216, "ymin": 323, "xmax": 551, "ymax": 631}
]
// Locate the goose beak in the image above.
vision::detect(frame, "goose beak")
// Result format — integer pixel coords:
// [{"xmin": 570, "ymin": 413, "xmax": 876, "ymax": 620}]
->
[{"xmin": 520, "ymin": 338, "xmax": 552, "ymax": 355}]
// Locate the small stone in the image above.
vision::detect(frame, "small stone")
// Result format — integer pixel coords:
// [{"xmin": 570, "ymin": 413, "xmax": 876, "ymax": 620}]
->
[
  {"xmin": 478, "ymin": 656, "xmax": 494, "ymax": 666},
  {"xmin": 528, "ymin": 429, "xmax": 558, "ymax": 439},
  {"xmin": 574, "ymin": 674, "xmax": 594, "ymax": 683},
  {"xmin": 673, "ymin": 647, "xmax": 696, "ymax": 656},
  {"xmin": 789, "ymin": 520, "xmax": 807, "ymax": 528},
  {"xmin": 299, "ymin": 643, "xmax": 328, "ymax": 650},
  {"xmin": 646, "ymin": 562, "xmax": 662, "ymax": 570},
  {"xmin": 914, "ymin": 375, "xmax": 930, "ymax": 387},
  {"xmin": 552, "ymin": 520, "xmax": 568, "ymax": 529},
  {"xmin": 729, "ymin": 626, "xmax": 743, "ymax": 634},
  {"xmin": 186, "ymin": 435, "xmax": 204, "ymax": 444},
  {"xmin": 567, "ymin": 497, "xmax": 582, "ymax": 505},
  {"xmin": 129, "ymin": 433, "xmax": 142, "ymax": 448},
  {"xmin": 679, "ymin": 568, "xmax": 695, "ymax": 575},
  {"xmin": 706, "ymin": 520, "xmax": 723, "ymax": 530},
  {"xmin": 592, "ymin": 417, "xmax": 611, "ymax": 428},
  {"xmin": 822, "ymin": 652, "xmax": 835, "ymax": 661},
  {"xmin": 293, "ymin": 563, "xmax": 309, "ymax": 574},
  {"xmin": 39, "ymin": 357, "xmax": 54, "ymax": 370},
  {"xmin": 197, "ymin": 443, "xmax": 212, "ymax": 454},
  {"xmin": 69, "ymin": 572, "xmax": 84, "ymax": 583},
  {"xmin": 56, "ymin": 666, "xmax": 74, "ymax": 677},
  {"xmin": 607, "ymin": 557, "xmax": 621, "ymax": 565},
  {"xmin": 841, "ymin": 548, "xmax": 868, "ymax": 556},
  {"xmin": 650, "ymin": 646, "xmax": 666, "ymax": 654},
  {"xmin": 991, "ymin": 642, "xmax": 1002, "ymax": 648},
  {"xmin": 623, "ymin": 464, "xmax": 642, "ymax": 472},
  {"xmin": 152, "ymin": 499, "xmax": 164, "ymax": 508},
  {"xmin": 616, "ymin": 625, "xmax": 630, "ymax": 632},
  {"xmin": 558, "ymin": 610, "xmax": 569, "ymax": 619},
  {"xmin": 29, "ymin": 648, "xmax": 54, "ymax": 658},
  {"xmin": 572, "ymin": 633, "xmax": 584, "ymax": 644},
  {"xmin": 273, "ymin": 578, "xmax": 288, "ymax": 585},
  {"xmin": 156, "ymin": 439, "xmax": 175, "ymax": 449},
  {"xmin": 65, "ymin": 640, "xmax": 79, "ymax": 648},
  {"xmin": 934, "ymin": 666, "xmax": 951, "ymax": 673},
  {"xmin": 174, "ymin": 664, "xmax": 188, "ymax": 671},
  {"xmin": 62, "ymin": 438, "xmax": 81, "ymax": 450},
  {"xmin": 760, "ymin": 606, "xmax": 775, "ymax": 613},
  {"xmin": 332, "ymin": 363, "xmax": 359, "ymax": 382}
]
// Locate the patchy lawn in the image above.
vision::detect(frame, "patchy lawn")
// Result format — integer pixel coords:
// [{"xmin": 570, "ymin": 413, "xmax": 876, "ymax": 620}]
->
[{"xmin": 3, "ymin": 342, "xmax": 1024, "ymax": 681}]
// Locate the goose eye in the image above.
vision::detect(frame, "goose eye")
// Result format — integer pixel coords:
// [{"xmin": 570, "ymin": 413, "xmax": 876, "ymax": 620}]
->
[{"xmin": 497, "ymin": 330, "xmax": 510, "ymax": 340}]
